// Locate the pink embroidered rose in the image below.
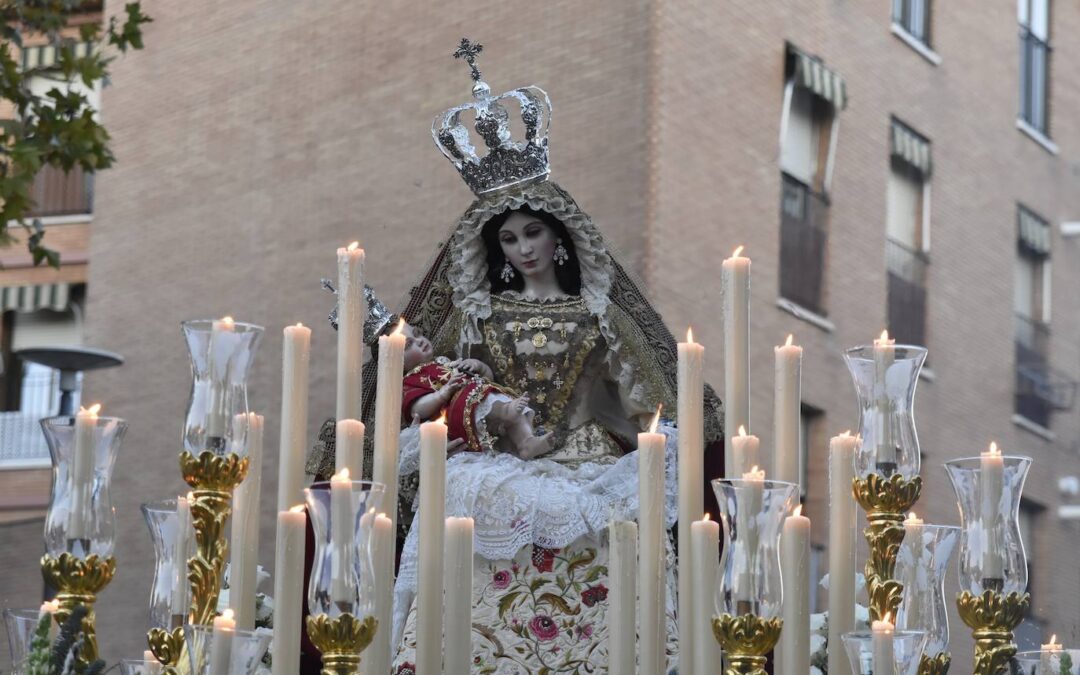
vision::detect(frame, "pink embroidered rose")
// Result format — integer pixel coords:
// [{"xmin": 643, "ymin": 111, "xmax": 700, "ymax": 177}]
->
[
  {"xmin": 575, "ymin": 623, "xmax": 594, "ymax": 641},
  {"xmin": 492, "ymin": 569, "xmax": 512, "ymax": 589},
  {"xmin": 528, "ymin": 614, "xmax": 559, "ymax": 641},
  {"xmin": 581, "ymin": 584, "xmax": 608, "ymax": 607},
  {"xmin": 531, "ymin": 545, "xmax": 557, "ymax": 573}
]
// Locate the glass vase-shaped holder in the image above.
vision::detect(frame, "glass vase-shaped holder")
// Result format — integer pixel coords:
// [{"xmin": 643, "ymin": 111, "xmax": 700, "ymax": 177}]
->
[
  {"xmin": 946, "ymin": 455, "xmax": 1032, "ymax": 675},
  {"xmin": 305, "ymin": 479, "xmax": 385, "ymax": 675},
  {"xmin": 844, "ymin": 344, "xmax": 926, "ymax": 621},
  {"xmin": 4, "ymin": 608, "xmax": 50, "ymax": 674},
  {"xmin": 895, "ymin": 524, "xmax": 959, "ymax": 675},
  {"xmin": 142, "ymin": 499, "xmax": 192, "ymax": 667},
  {"xmin": 1014, "ymin": 649, "xmax": 1080, "ymax": 675},
  {"xmin": 183, "ymin": 624, "xmax": 271, "ymax": 675},
  {"xmin": 179, "ymin": 319, "xmax": 263, "ymax": 628},
  {"xmin": 841, "ymin": 629, "xmax": 928, "ymax": 675},
  {"xmin": 119, "ymin": 658, "xmax": 164, "ymax": 675},
  {"xmin": 40, "ymin": 414, "xmax": 126, "ymax": 664},
  {"xmin": 710, "ymin": 478, "xmax": 798, "ymax": 675}
]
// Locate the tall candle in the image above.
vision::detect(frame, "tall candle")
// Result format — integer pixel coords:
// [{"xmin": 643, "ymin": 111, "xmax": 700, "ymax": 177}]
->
[
  {"xmin": 336, "ymin": 242, "xmax": 365, "ymax": 422},
  {"xmin": 872, "ymin": 615, "xmax": 896, "ymax": 675},
  {"xmin": 828, "ymin": 431, "xmax": 858, "ymax": 675},
  {"xmin": 722, "ymin": 246, "xmax": 751, "ymax": 476},
  {"xmin": 68, "ymin": 403, "xmax": 100, "ymax": 542},
  {"xmin": 873, "ymin": 330, "xmax": 897, "ymax": 469},
  {"xmin": 367, "ymin": 511, "xmax": 395, "ymax": 675},
  {"xmin": 773, "ymin": 334, "xmax": 803, "ymax": 488},
  {"xmin": 330, "ymin": 469, "xmax": 356, "ymax": 604},
  {"xmin": 691, "ymin": 514, "xmax": 721, "ymax": 675},
  {"xmin": 335, "ymin": 418, "xmax": 365, "ymax": 478},
  {"xmin": 638, "ymin": 406, "xmax": 667, "ymax": 675},
  {"xmin": 229, "ymin": 413, "xmax": 263, "ymax": 629},
  {"xmin": 902, "ymin": 512, "xmax": 926, "ymax": 624},
  {"xmin": 980, "ymin": 443, "xmax": 1005, "ymax": 581},
  {"xmin": 1041, "ymin": 634, "xmax": 1063, "ymax": 674},
  {"xmin": 209, "ymin": 608, "xmax": 235, "ymax": 675},
  {"xmin": 444, "ymin": 516, "xmax": 475, "ymax": 675},
  {"xmin": 39, "ymin": 600, "xmax": 59, "ymax": 641},
  {"xmin": 277, "ymin": 323, "xmax": 311, "ymax": 512},
  {"xmin": 779, "ymin": 506, "xmax": 810, "ymax": 675},
  {"xmin": 171, "ymin": 492, "xmax": 193, "ymax": 620},
  {"xmin": 271, "ymin": 505, "xmax": 306, "ymax": 675},
  {"xmin": 417, "ymin": 416, "xmax": 448, "ymax": 674},
  {"xmin": 735, "ymin": 466, "xmax": 765, "ymax": 603},
  {"xmin": 677, "ymin": 327, "xmax": 705, "ymax": 675},
  {"xmin": 608, "ymin": 519, "xmax": 638, "ymax": 675},
  {"xmin": 207, "ymin": 317, "xmax": 235, "ymax": 440},
  {"xmin": 732, "ymin": 425, "xmax": 760, "ymax": 477}
]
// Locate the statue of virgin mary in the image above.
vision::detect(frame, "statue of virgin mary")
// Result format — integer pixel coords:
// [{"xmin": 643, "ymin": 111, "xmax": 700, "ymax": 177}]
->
[{"xmin": 308, "ymin": 39, "xmax": 724, "ymax": 674}]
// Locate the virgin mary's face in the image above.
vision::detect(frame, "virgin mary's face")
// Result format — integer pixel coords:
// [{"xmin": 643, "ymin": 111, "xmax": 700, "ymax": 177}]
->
[{"xmin": 498, "ymin": 211, "xmax": 557, "ymax": 280}]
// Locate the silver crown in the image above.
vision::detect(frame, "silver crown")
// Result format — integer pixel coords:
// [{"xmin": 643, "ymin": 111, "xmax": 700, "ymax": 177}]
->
[
  {"xmin": 322, "ymin": 280, "xmax": 399, "ymax": 346},
  {"xmin": 433, "ymin": 39, "xmax": 551, "ymax": 195}
]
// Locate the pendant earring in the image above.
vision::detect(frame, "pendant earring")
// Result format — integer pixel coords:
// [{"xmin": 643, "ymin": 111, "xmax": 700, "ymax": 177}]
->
[
  {"xmin": 500, "ymin": 261, "xmax": 515, "ymax": 283},
  {"xmin": 553, "ymin": 238, "xmax": 569, "ymax": 266}
]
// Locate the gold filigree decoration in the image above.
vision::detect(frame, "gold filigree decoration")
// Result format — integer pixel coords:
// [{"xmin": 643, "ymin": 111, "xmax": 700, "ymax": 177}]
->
[
  {"xmin": 957, "ymin": 590, "xmax": 1031, "ymax": 675},
  {"xmin": 179, "ymin": 449, "xmax": 249, "ymax": 492},
  {"xmin": 711, "ymin": 614, "xmax": 783, "ymax": 675},
  {"xmin": 40, "ymin": 553, "xmax": 116, "ymax": 663},
  {"xmin": 852, "ymin": 473, "xmax": 923, "ymax": 620},
  {"xmin": 147, "ymin": 626, "xmax": 184, "ymax": 671},
  {"xmin": 305, "ymin": 614, "xmax": 379, "ymax": 675},
  {"xmin": 918, "ymin": 651, "xmax": 952, "ymax": 675}
]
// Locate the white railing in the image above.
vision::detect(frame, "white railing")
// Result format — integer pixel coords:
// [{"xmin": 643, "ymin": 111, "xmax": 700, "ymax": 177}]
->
[{"xmin": 0, "ymin": 411, "xmax": 50, "ymax": 468}]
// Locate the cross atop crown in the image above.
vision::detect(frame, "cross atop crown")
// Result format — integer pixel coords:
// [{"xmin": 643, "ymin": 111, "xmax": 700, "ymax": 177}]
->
[{"xmin": 453, "ymin": 38, "xmax": 484, "ymax": 83}]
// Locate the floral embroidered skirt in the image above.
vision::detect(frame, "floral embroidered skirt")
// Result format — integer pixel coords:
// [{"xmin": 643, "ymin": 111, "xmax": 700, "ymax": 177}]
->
[{"xmin": 392, "ymin": 536, "xmax": 679, "ymax": 674}]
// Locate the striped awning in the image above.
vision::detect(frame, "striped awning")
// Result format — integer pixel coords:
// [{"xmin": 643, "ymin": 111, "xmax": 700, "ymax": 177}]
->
[
  {"xmin": 1018, "ymin": 207, "xmax": 1051, "ymax": 256},
  {"xmin": 789, "ymin": 46, "xmax": 847, "ymax": 110},
  {"xmin": 0, "ymin": 283, "xmax": 71, "ymax": 313},
  {"xmin": 891, "ymin": 119, "xmax": 932, "ymax": 175},
  {"xmin": 21, "ymin": 41, "xmax": 95, "ymax": 71}
]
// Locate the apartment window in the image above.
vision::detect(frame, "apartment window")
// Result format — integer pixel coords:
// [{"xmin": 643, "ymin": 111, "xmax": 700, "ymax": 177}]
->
[
  {"xmin": 778, "ymin": 45, "xmax": 846, "ymax": 316},
  {"xmin": 1014, "ymin": 207, "xmax": 1052, "ymax": 427},
  {"xmin": 886, "ymin": 119, "xmax": 931, "ymax": 348},
  {"xmin": 1018, "ymin": 0, "xmax": 1050, "ymax": 134},
  {"xmin": 893, "ymin": 0, "xmax": 931, "ymax": 45}
]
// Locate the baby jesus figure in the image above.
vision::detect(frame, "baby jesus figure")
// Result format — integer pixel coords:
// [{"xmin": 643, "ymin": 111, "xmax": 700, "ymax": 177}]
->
[{"xmin": 400, "ymin": 323, "xmax": 554, "ymax": 459}]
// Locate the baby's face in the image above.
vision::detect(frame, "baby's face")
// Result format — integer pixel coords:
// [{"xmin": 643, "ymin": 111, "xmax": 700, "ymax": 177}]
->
[{"xmin": 401, "ymin": 323, "xmax": 433, "ymax": 370}]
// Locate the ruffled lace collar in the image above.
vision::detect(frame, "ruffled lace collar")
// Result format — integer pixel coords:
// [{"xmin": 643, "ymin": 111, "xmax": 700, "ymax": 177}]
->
[{"xmin": 496, "ymin": 290, "xmax": 581, "ymax": 305}]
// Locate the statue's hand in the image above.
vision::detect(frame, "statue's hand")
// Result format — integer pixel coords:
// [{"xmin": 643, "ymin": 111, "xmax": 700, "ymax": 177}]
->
[{"xmin": 450, "ymin": 358, "xmax": 494, "ymax": 380}]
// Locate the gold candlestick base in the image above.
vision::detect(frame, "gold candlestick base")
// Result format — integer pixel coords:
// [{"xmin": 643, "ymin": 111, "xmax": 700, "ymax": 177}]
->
[
  {"xmin": 147, "ymin": 626, "xmax": 184, "ymax": 672},
  {"xmin": 179, "ymin": 450, "xmax": 248, "ymax": 626},
  {"xmin": 711, "ymin": 613, "xmax": 782, "ymax": 675},
  {"xmin": 40, "ymin": 552, "xmax": 116, "ymax": 663},
  {"xmin": 306, "ymin": 613, "xmax": 379, "ymax": 675},
  {"xmin": 852, "ymin": 473, "xmax": 922, "ymax": 621},
  {"xmin": 918, "ymin": 651, "xmax": 951, "ymax": 675},
  {"xmin": 957, "ymin": 589, "xmax": 1029, "ymax": 675}
]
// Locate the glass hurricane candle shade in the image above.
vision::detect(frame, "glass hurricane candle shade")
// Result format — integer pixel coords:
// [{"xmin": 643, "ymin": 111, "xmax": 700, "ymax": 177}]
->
[
  {"xmin": 42, "ymin": 415, "xmax": 127, "ymax": 558},
  {"xmin": 710, "ymin": 478, "xmax": 799, "ymax": 619},
  {"xmin": 181, "ymin": 319, "xmax": 263, "ymax": 455},
  {"xmin": 4, "ymin": 608, "xmax": 47, "ymax": 673},
  {"xmin": 1014, "ymin": 649, "xmax": 1080, "ymax": 675},
  {"xmin": 305, "ymin": 480, "xmax": 385, "ymax": 619},
  {"xmin": 895, "ymin": 524, "xmax": 960, "ymax": 657},
  {"xmin": 841, "ymin": 630, "xmax": 928, "ymax": 675},
  {"xmin": 141, "ymin": 500, "xmax": 191, "ymax": 629},
  {"xmin": 843, "ymin": 345, "xmax": 927, "ymax": 478},
  {"xmin": 183, "ymin": 624, "xmax": 271, "ymax": 675},
  {"xmin": 945, "ymin": 456, "xmax": 1032, "ymax": 594}
]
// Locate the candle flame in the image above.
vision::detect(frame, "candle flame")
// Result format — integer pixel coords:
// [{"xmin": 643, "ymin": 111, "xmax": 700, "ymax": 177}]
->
[
  {"xmin": 988, "ymin": 442, "xmax": 1001, "ymax": 456},
  {"xmin": 221, "ymin": 608, "xmax": 234, "ymax": 621},
  {"xmin": 1051, "ymin": 634, "xmax": 1058, "ymax": 644},
  {"xmin": 839, "ymin": 430, "xmax": 851, "ymax": 437},
  {"xmin": 80, "ymin": 403, "xmax": 102, "ymax": 415},
  {"xmin": 289, "ymin": 504, "xmax": 305, "ymax": 513},
  {"xmin": 221, "ymin": 316, "xmax": 234, "ymax": 326},
  {"xmin": 295, "ymin": 322, "xmax": 304, "ymax": 328},
  {"xmin": 392, "ymin": 318, "xmax": 406, "ymax": 336},
  {"xmin": 785, "ymin": 334, "xmax": 794, "ymax": 347},
  {"xmin": 686, "ymin": 326, "xmax": 694, "ymax": 343},
  {"xmin": 437, "ymin": 410, "xmax": 448, "ymax": 425},
  {"xmin": 703, "ymin": 513, "xmax": 711, "ymax": 522},
  {"xmin": 42, "ymin": 600, "xmax": 59, "ymax": 612},
  {"xmin": 793, "ymin": 505, "xmax": 803, "ymax": 517},
  {"xmin": 649, "ymin": 405, "xmax": 663, "ymax": 433},
  {"xmin": 333, "ymin": 468, "xmax": 351, "ymax": 481},
  {"xmin": 347, "ymin": 241, "xmax": 359, "ymax": 251},
  {"xmin": 737, "ymin": 424, "xmax": 747, "ymax": 437},
  {"xmin": 879, "ymin": 329, "xmax": 890, "ymax": 342},
  {"xmin": 186, "ymin": 491, "xmax": 194, "ymax": 501},
  {"xmin": 743, "ymin": 465, "xmax": 766, "ymax": 481},
  {"xmin": 906, "ymin": 512, "xmax": 918, "ymax": 523},
  {"xmin": 883, "ymin": 612, "xmax": 892, "ymax": 624},
  {"xmin": 732, "ymin": 245, "xmax": 745, "ymax": 258},
  {"xmin": 377, "ymin": 512, "xmax": 388, "ymax": 519}
]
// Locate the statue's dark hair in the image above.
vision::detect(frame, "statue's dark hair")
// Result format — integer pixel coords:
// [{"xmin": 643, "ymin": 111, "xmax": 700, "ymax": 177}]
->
[{"xmin": 481, "ymin": 205, "xmax": 582, "ymax": 295}]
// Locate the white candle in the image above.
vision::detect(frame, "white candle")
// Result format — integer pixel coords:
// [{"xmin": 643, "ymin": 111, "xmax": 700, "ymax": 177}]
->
[
  {"xmin": 638, "ymin": 406, "xmax": 667, "ymax": 675},
  {"xmin": 1041, "ymin": 634, "xmax": 1063, "ymax": 674},
  {"xmin": 722, "ymin": 246, "xmax": 751, "ymax": 477},
  {"xmin": 779, "ymin": 506, "xmax": 810, "ymax": 675},
  {"xmin": 732, "ymin": 425, "xmax": 760, "ymax": 477},
  {"xmin": 209, "ymin": 608, "xmax": 235, "ymax": 675},
  {"xmin": 828, "ymin": 431, "xmax": 858, "ymax": 675},
  {"xmin": 367, "ymin": 512, "xmax": 395, "ymax": 675},
  {"xmin": 336, "ymin": 242, "xmax": 365, "ymax": 422},
  {"xmin": 335, "ymin": 418, "xmax": 365, "ymax": 479},
  {"xmin": 902, "ymin": 512, "xmax": 926, "ymax": 625},
  {"xmin": 608, "ymin": 519, "xmax": 638, "ymax": 675},
  {"xmin": 38, "ymin": 600, "xmax": 58, "ymax": 641},
  {"xmin": 677, "ymin": 327, "xmax": 705, "ymax": 675},
  {"xmin": 444, "ymin": 516, "xmax": 475, "ymax": 675},
  {"xmin": 277, "ymin": 323, "xmax": 311, "ymax": 512},
  {"xmin": 207, "ymin": 317, "xmax": 235, "ymax": 439},
  {"xmin": 170, "ymin": 492, "xmax": 192, "ymax": 618},
  {"xmin": 691, "ymin": 514, "xmax": 721, "ymax": 675},
  {"xmin": 980, "ymin": 443, "xmax": 1005, "ymax": 581},
  {"xmin": 873, "ymin": 330, "xmax": 897, "ymax": 469},
  {"xmin": 773, "ymin": 334, "xmax": 803, "ymax": 488},
  {"xmin": 271, "ymin": 505, "xmax": 306, "ymax": 675},
  {"xmin": 417, "ymin": 416, "xmax": 448, "ymax": 674},
  {"xmin": 229, "ymin": 413, "xmax": 264, "ymax": 630},
  {"xmin": 68, "ymin": 403, "xmax": 100, "ymax": 542},
  {"xmin": 330, "ymin": 469, "xmax": 356, "ymax": 605},
  {"xmin": 735, "ymin": 466, "xmax": 765, "ymax": 603},
  {"xmin": 143, "ymin": 649, "xmax": 162, "ymax": 674},
  {"xmin": 872, "ymin": 615, "xmax": 896, "ymax": 675}
]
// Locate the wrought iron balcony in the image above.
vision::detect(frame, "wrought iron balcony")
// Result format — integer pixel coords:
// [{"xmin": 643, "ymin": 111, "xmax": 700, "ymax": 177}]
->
[
  {"xmin": 886, "ymin": 238, "xmax": 928, "ymax": 347},
  {"xmin": 779, "ymin": 172, "xmax": 828, "ymax": 315},
  {"xmin": 26, "ymin": 164, "xmax": 93, "ymax": 218},
  {"xmin": 1014, "ymin": 313, "xmax": 1077, "ymax": 428}
]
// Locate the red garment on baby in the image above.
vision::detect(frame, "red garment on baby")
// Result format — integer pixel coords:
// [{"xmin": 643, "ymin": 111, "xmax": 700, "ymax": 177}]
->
[{"xmin": 402, "ymin": 361, "xmax": 510, "ymax": 452}]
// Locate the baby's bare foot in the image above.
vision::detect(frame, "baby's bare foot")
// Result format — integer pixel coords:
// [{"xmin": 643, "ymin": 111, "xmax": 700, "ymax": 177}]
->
[{"xmin": 520, "ymin": 432, "xmax": 554, "ymax": 460}]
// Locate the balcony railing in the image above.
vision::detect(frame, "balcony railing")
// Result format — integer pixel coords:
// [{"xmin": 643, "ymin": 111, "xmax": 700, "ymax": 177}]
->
[
  {"xmin": 0, "ymin": 412, "xmax": 50, "ymax": 468},
  {"xmin": 27, "ymin": 164, "xmax": 93, "ymax": 218},
  {"xmin": 886, "ymin": 238, "xmax": 928, "ymax": 347},
  {"xmin": 1014, "ymin": 313, "xmax": 1078, "ymax": 428},
  {"xmin": 779, "ymin": 172, "xmax": 828, "ymax": 315}
]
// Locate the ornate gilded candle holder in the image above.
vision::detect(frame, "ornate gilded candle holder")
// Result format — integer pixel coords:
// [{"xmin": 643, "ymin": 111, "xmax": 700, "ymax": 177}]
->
[
  {"xmin": 40, "ymin": 552, "xmax": 117, "ymax": 663},
  {"xmin": 844, "ymin": 343, "xmax": 927, "ymax": 622},
  {"xmin": 306, "ymin": 613, "xmax": 380, "ymax": 675},
  {"xmin": 946, "ymin": 454, "xmax": 1033, "ymax": 675},
  {"xmin": 142, "ymin": 499, "xmax": 191, "ymax": 672},
  {"xmin": 711, "ymin": 613, "xmax": 783, "ymax": 675}
]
